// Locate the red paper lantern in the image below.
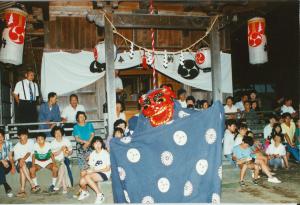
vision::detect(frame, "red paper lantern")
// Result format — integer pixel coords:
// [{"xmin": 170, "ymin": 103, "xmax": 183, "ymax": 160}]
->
[
  {"xmin": 0, "ymin": 7, "xmax": 27, "ymax": 65},
  {"xmin": 248, "ymin": 17, "xmax": 268, "ymax": 64}
]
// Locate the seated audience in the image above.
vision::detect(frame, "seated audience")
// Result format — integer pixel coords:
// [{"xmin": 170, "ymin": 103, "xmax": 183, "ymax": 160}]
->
[
  {"xmin": 30, "ymin": 133, "xmax": 58, "ymax": 193},
  {"xmin": 106, "ymin": 119, "xmax": 127, "ymax": 150},
  {"xmin": 78, "ymin": 137, "xmax": 110, "ymax": 204},
  {"xmin": 38, "ymin": 92, "xmax": 61, "ymax": 135},
  {"xmin": 223, "ymin": 120, "xmax": 237, "ymax": 166},
  {"xmin": 61, "ymin": 94, "xmax": 85, "ymax": 135},
  {"xmin": 281, "ymin": 113, "xmax": 299, "ymax": 162},
  {"xmin": 201, "ymin": 100, "xmax": 209, "ymax": 110},
  {"xmin": 14, "ymin": 129, "xmax": 38, "ymax": 197},
  {"xmin": 0, "ymin": 129, "xmax": 14, "ymax": 197},
  {"xmin": 50, "ymin": 126, "xmax": 73, "ymax": 194},
  {"xmin": 186, "ymin": 95, "xmax": 196, "ymax": 109},
  {"xmin": 241, "ymin": 101, "xmax": 259, "ymax": 129},
  {"xmin": 177, "ymin": 88, "xmax": 187, "ymax": 108},
  {"xmin": 224, "ymin": 96, "xmax": 238, "ymax": 119},
  {"xmin": 281, "ymin": 97, "xmax": 297, "ymax": 118},
  {"xmin": 73, "ymin": 111, "xmax": 94, "ymax": 170},
  {"xmin": 235, "ymin": 93, "xmax": 248, "ymax": 112},
  {"xmin": 116, "ymin": 100, "xmax": 126, "ymax": 121},
  {"xmin": 266, "ymin": 134, "xmax": 289, "ymax": 170},
  {"xmin": 233, "ymin": 136, "xmax": 281, "ymax": 186},
  {"xmin": 264, "ymin": 115, "xmax": 277, "ymax": 140},
  {"xmin": 234, "ymin": 123, "xmax": 248, "ymax": 146},
  {"xmin": 249, "ymin": 90, "xmax": 262, "ymax": 109}
]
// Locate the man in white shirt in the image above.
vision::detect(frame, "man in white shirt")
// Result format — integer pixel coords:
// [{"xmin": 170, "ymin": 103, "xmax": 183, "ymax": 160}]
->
[
  {"xmin": 281, "ymin": 98, "xmax": 297, "ymax": 118},
  {"xmin": 115, "ymin": 70, "xmax": 124, "ymax": 102},
  {"xmin": 13, "ymin": 70, "xmax": 39, "ymax": 123},
  {"xmin": 234, "ymin": 93, "xmax": 248, "ymax": 112},
  {"xmin": 61, "ymin": 94, "xmax": 85, "ymax": 136},
  {"xmin": 263, "ymin": 114, "xmax": 277, "ymax": 139},
  {"xmin": 223, "ymin": 120, "xmax": 237, "ymax": 166},
  {"xmin": 61, "ymin": 94, "xmax": 85, "ymax": 123}
]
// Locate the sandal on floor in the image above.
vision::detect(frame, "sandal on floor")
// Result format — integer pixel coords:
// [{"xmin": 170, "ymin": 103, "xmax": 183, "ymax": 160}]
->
[
  {"xmin": 16, "ymin": 191, "xmax": 26, "ymax": 198},
  {"xmin": 31, "ymin": 185, "xmax": 41, "ymax": 193}
]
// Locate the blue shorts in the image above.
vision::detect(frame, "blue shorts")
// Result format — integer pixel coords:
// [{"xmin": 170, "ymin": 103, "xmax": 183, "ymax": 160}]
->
[
  {"xmin": 16, "ymin": 161, "xmax": 32, "ymax": 173},
  {"xmin": 97, "ymin": 172, "xmax": 108, "ymax": 181}
]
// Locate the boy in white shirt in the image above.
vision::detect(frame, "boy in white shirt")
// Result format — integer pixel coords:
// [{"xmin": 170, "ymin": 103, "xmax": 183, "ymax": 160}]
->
[
  {"xmin": 30, "ymin": 133, "xmax": 58, "ymax": 193},
  {"xmin": 14, "ymin": 129, "xmax": 39, "ymax": 197},
  {"xmin": 78, "ymin": 137, "xmax": 111, "ymax": 204},
  {"xmin": 266, "ymin": 134, "xmax": 289, "ymax": 170}
]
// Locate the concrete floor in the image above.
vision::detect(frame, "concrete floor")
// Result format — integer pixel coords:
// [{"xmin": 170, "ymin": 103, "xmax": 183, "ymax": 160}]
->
[{"xmin": 0, "ymin": 161, "xmax": 299, "ymax": 203}]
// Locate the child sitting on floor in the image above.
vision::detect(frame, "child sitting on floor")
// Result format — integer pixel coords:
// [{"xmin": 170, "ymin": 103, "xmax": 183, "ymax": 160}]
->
[
  {"xmin": 50, "ymin": 126, "xmax": 73, "ymax": 194},
  {"xmin": 13, "ymin": 129, "xmax": 39, "ymax": 197},
  {"xmin": 78, "ymin": 136, "xmax": 111, "ymax": 204},
  {"xmin": 30, "ymin": 133, "xmax": 58, "ymax": 192},
  {"xmin": 266, "ymin": 133, "xmax": 289, "ymax": 170},
  {"xmin": 233, "ymin": 136, "xmax": 281, "ymax": 186}
]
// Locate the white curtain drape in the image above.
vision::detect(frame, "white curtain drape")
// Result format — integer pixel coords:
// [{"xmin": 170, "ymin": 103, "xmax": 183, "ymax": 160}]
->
[{"xmin": 41, "ymin": 50, "xmax": 232, "ymax": 100}]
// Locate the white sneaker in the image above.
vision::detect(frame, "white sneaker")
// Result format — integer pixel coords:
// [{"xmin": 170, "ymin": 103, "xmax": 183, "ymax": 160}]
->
[
  {"xmin": 7, "ymin": 192, "xmax": 13, "ymax": 198},
  {"xmin": 94, "ymin": 193, "xmax": 105, "ymax": 204},
  {"xmin": 268, "ymin": 177, "xmax": 281, "ymax": 183},
  {"xmin": 53, "ymin": 187, "xmax": 60, "ymax": 191},
  {"xmin": 78, "ymin": 191, "xmax": 90, "ymax": 200}
]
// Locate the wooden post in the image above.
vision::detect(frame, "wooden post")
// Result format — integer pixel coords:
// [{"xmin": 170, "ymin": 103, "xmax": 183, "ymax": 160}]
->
[
  {"xmin": 209, "ymin": 17, "xmax": 222, "ymax": 103},
  {"xmin": 104, "ymin": 17, "xmax": 116, "ymax": 136}
]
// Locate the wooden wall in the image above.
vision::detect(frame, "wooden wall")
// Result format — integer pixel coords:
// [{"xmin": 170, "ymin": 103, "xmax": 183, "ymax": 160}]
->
[{"xmin": 48, "ymin": 17, "xmax": 101, "ymax": 50}]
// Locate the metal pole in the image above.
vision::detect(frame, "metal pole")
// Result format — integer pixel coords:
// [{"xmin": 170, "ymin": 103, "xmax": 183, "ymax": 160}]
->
[
  {"xmin": 209, "ymin": 17, "xmax": 222, "ymax": 103},
  {"xmin": 104, "ymin": 17, "xmax": 117, "ymax": 136}
]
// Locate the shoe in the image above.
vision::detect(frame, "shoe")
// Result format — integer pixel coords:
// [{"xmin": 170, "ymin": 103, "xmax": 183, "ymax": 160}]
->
[
  {"xmin": 54, "ymin": 187, "xmax": 60, "ymax": 191},
  {"xmin": 48, "ymin": 185, "xmax": 55, "ymax": 193},
  {"xmin": 78, "ymin": 191, "xmax": 90, "ymax": 201},
  {"xmin": 73, "ymin": 190, "xmax": 81, "ymax": 199},
  {"xmin": 7, "ymin": 190, "xmax": 13, "ymax": 198},
  {"xmin": 31, "ymin": 185, "xmax": 41, "ymax": 193},
  {"xmin": 16, "ymin": 191, "xmax": 26, "ymax": 198},
  {"xmin": 268, "ymin": 177, "xmax": 281, "ymax": 183},
  {"xmin": 239, "ymin": 180, "xmax": 245, "ymax": 187},
  {"xmin": 253, "ymin": 179, "xmax": 259, "ymax": 185},
  {"xmin": 94, "ymin": 193, "xmax": 105, "ymax": 204}
]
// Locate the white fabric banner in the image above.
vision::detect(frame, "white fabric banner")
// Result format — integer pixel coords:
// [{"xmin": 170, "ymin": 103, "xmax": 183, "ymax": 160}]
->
[{"xmin": 41, "ymin": 50, "xmax": 232, "ymax": 100}]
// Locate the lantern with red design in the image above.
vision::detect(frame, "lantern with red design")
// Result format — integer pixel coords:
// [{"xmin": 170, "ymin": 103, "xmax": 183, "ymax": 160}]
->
[
  {"xmin": 195, "ymin": 47, "xmax": 211, "ymax": 69},
  {"xmin": 0, "ymin": 7, "xmax": 27, "ymax": 65},
  {"xmin": 248, "ymin": 17, "xmax": 268, "ymax": 64}
]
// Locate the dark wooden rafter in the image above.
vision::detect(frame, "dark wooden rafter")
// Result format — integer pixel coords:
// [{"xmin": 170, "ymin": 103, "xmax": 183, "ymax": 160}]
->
[{"xmin": 111, "ymin": 13, "xmax": 210, "ymax": 30}]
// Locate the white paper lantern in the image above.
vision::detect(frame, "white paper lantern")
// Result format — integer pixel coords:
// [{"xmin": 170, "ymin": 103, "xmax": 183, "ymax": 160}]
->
[
  {"xmin": 0, "ymin": 7, "xmax": 27, "ymax": 65},
  {"xmin": 248, "ymin": 17, "xmax": 268, "ymax": 65},
  {"xmin": 195, "ymin": 47, "xmax": 211, "ymax": 69}
]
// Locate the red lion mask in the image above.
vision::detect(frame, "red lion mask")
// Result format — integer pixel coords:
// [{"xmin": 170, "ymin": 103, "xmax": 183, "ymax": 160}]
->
[{"xmin": 139, "ymin": 86, "xmax": 176, "ymax": 127}]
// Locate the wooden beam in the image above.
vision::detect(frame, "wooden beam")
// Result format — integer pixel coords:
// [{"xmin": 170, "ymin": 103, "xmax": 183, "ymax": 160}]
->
[
  {"xmin": 104, "ymin": 17, "xmax": 117, "ymax": 136},
  {"xmin": 209, "ymin": 17, "xmax": 222, "ymax": 102},
  {"xmin": 112, "ymin": 13, "xmax": 210, "ymax": 30}
]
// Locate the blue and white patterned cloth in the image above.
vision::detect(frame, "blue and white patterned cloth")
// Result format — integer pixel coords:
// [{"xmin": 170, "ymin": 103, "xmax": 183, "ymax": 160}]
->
[
  {"xmin": 110, "ymin": 101, "xmax": 224, "ymax": 203},
  {"xmin": 0, "ymin": 141, "xmax": 13, "ymax": 161}
]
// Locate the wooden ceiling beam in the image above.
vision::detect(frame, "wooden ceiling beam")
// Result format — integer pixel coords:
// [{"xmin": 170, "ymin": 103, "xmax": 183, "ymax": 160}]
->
[{"xmin": 111, "ymin": 13, "xmax": 210, "ymax": 30}]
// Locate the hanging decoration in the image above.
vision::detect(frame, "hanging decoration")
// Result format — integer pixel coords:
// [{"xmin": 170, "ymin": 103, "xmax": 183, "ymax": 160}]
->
[
  {"xmin": 179, "ymin": 51, "xmax": 184, "ymax": 66},
  {"xmin": 146, "ymin": 50, "xmax": 152, "ymax": 66},
  {"xmin": 248, "ymin": 17, "xmax": 268, "ymax": 65},
  {"xmin": 142, "ymin": 50, "xmax": 148, "ymax": 70},
  {"xmin": 178, "ymin": 58, "xmax": 200, "ymax": 80},
  {"xmin": 163, "ymin": 50, "xmax": 168, "ymax": 69},
  {"xmin": 0, "ymin": 7, "xmax": 27, "ymax": 65},
  {"xmin": 195, "ymin": 47, "xmax": 211, "ymax": 72},
  {"xmin": 129, "ymin": 42, "xmax": 134, "ymax": 59},
  {"xmin": 149, "ymin": 0, "xmax": 157, "ymax": 88}
]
